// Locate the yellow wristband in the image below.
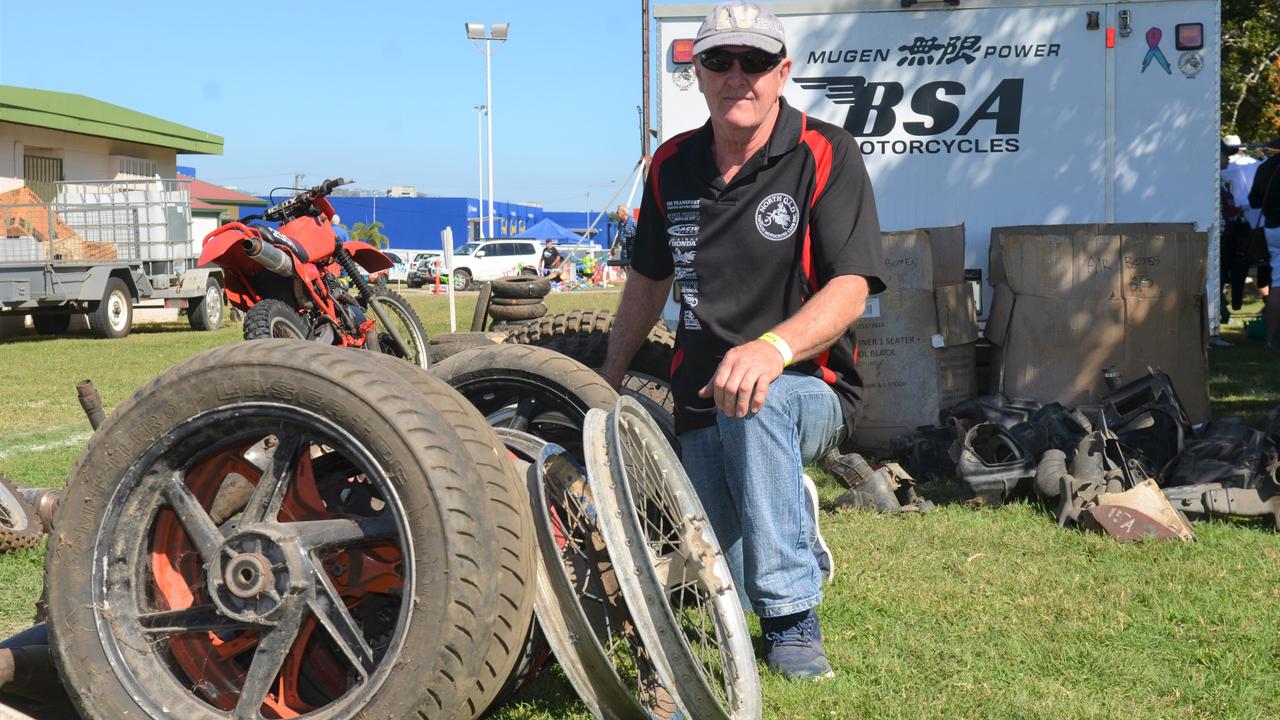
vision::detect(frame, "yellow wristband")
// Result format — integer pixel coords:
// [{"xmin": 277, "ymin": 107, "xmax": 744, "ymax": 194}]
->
[{"xmin": 759, "ymin": 332, "xmax": 794, "ymax": 366}]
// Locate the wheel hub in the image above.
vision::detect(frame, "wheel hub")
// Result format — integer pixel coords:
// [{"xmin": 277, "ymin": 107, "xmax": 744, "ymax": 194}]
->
[{"xmin": 208, "ymin": 529, "xmax": 299, "ymax": 624}]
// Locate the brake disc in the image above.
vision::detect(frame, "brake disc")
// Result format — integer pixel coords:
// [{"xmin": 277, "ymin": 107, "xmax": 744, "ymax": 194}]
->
[{"xmin": 584, "ymin": 396, "xmax": 761, "ymax": 720}]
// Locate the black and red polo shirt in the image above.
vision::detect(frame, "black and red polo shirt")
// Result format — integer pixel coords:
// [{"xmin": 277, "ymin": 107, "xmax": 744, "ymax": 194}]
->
[{"xmin": 631, "ymin": 97, "xmax": 887, "ymax": 435}]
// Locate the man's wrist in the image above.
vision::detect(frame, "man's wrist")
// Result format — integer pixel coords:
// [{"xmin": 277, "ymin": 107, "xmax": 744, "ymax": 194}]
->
[{"xmin": 758, "ymin": 332, "xmax": 793, "ymax": 366}]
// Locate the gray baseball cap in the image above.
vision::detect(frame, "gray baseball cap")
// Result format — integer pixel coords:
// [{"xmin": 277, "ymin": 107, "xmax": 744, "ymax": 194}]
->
[{"xmin": 693, "ymin": 2, "xmax": 786, "ymax": 56}]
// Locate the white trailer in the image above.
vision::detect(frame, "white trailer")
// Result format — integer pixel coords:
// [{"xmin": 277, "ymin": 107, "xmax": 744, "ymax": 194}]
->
[{"xmin": 653, "ymin": 0, "xmax": 1221, "ymax": 324}]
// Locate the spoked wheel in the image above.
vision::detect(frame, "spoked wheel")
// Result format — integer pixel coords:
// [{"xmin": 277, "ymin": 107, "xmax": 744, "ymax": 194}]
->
[
  {"xmin": 367, "ymin": 287, "xmax": 430, "ymax": 369},
  {"xmin": 45, "ymin": 341, "xmax": 496, "ymax": 720},
  {"xmin": 527, "ymin": 442, "xmax": 680, "ymax": 719},
  {"xmin": 431, "ymin": 344, "xmax": 618, "ymax": 460},
  {"xmin": 586, "ymin": 396, "xmax": 762, "ymax": 720}
]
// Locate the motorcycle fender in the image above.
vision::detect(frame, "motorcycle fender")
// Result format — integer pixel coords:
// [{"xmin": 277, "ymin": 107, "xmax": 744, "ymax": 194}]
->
[
  {"xmin": 199, "ymin": 222, "xmax": 260, "ymax": 274},
  {"xmin": 343, "ymin": 241, "xmax": 394, "ymax": 272}
]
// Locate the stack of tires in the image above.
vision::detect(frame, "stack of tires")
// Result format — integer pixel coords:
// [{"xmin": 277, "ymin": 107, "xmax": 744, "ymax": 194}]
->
[{"xmin": 487, "ymin": 276, "xmax": 551, "ymax": 325}]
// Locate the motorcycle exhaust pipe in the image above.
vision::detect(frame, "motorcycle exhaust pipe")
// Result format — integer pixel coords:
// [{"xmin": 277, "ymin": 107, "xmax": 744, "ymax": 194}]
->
[{"xmin": 242, "ymin": 236, "xmax": 295, "ymax": 277}]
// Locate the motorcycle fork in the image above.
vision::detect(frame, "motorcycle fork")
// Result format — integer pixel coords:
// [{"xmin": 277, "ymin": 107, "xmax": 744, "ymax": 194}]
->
[{"xmin": 331, "ymin": 246, "xmax": 412, "ymax": 357}]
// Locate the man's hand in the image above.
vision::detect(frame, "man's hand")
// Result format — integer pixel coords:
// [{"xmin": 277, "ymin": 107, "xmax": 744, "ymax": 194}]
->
[{"xmin": 698, "ymin": 339, "xmax": 785, "ymax": 418}]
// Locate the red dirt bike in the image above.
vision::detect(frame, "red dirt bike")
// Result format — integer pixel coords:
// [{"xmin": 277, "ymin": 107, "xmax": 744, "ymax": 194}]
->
[{"xmin": 200, "ymin": 177, "xmax": 429, "ymax": 367}]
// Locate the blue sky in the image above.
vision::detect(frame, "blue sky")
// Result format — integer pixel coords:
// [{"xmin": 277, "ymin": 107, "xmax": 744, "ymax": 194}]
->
[{"xmin": 0, "ymin": 0, "xmax": 654, "ymax": 211}]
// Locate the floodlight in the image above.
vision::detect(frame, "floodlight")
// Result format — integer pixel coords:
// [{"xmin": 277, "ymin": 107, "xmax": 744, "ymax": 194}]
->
[
  {"xmin": 491, "ymin": 23, "xmax": 509, "ymax": 40},
  {"xmin": 465, "ymin": 22, "xmax": 485, "ymax": 40}
]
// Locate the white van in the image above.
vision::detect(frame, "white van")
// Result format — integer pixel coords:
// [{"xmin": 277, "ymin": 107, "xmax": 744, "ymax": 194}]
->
[{"xmin": 430, "ymin": 239, "xmax": 542, "ymax": 290}]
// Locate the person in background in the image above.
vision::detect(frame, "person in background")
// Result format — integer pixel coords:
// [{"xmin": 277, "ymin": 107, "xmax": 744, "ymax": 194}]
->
[
  {"xmin": 1221, "ymin": 137, "xmax": 1268, "ymax": 321},
  {"xmin": 602, "ymin": 0, "xmax": 886, "ymax": 681},
  {"xmin": 538, "ymin": 239, "xmax": 563, "ymax": 279},
  {"xmin": 331, "ymin": 213, "xmax": 351, "ymax": 242},
  {"xmin": 614, "ymin": 204, "xmax": 637, "ymax": 264},
  {"xmin": 1249, "ymin": 138, "xmax": 1280, "ymax": 348}
]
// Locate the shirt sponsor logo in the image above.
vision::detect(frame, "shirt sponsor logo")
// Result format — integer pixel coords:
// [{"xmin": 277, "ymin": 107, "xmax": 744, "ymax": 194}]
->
[
  {"xmin": 756, "ymin": 193, "xmax": 800, "ymax": 241},
  {"xmin": 672, "ymin": 249, "xmax": 697, "ymax": 265},
  {"xmin": 668, "ymin": 211, "xmax": 701, "ymax": 222},
  {"xmin": 668, "ymin": 224, "xmax": 699, "ymax": 237}
]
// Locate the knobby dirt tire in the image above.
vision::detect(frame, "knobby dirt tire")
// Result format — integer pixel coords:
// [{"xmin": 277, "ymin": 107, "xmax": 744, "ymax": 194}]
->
[
  {"xmin": 427, "ymin": 332, "xmax": 503, "ymax": 365},
  {"xmin": 0, "ymin": 473, "xmax": 43, "ymax": 551},
  {"xmin": 490, "ymin": 276, "xmax": 550, "ymax": 300},
  {"xmin": 488, "ymin": 302, "xmax": 548, "ymax": 322},
  {"xmin": 242, "ymin": 298, "xmax": 309, "ymax": 340},
  {"xmin": 45, "ymin": 341, "xmax": 500, "ymax": 720},
  {"xmin": 354, "ymin": 353, "xmax": 538, "ymax": 719}
]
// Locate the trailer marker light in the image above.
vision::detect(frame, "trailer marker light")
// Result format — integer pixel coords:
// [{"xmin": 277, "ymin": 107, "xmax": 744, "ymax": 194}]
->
[
  {"xmin": 1106, "ymin": 28, "xmax": 1115, "ymax": 48},
  {"xmin": 672, "ymin": 39, "xmax": 695, "ymax": 64},
  {"xmin": 1175, "ymin": 23, "xmax": 1203, "ymax": 51}
]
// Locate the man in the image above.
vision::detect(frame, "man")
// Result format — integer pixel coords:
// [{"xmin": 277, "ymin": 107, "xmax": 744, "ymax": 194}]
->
[
  {"xmin": 614, "ymin": 204, "xmax": 637, "ymax": 263},
  {"xmin": 538, "ymin": 238, "xmax": 562, "ymax": 277},
  {"xmin": 331, "ymin": 213, "xmax": 351, "ymax": 242},
  {"xmin": 1249, "ymin": 137, "xmax": 1280, "ymax": 348},
  {"xmin": 601, "ymin": 0, "xmax": 886, "ymax": 681},
  {"xmin": 1221, "ymin": 136, "xmax": 1268, "ymax": 317}
]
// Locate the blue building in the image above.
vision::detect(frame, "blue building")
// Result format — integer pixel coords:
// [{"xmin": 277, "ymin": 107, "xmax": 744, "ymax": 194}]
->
[{"xmin": 240, "ymin": 196, "xmax": 612, "ymax": 252}]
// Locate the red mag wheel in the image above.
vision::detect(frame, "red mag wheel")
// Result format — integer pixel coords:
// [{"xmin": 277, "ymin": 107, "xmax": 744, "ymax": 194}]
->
[{"xmin": 45, "ymin": 341, "xmax": 493, "ymax": 720}]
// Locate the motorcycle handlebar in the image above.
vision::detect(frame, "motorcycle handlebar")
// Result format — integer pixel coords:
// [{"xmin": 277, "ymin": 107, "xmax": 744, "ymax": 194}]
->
[{"xmin": 263, "ymin": 177, "xmax": 354, "ymax": 221}]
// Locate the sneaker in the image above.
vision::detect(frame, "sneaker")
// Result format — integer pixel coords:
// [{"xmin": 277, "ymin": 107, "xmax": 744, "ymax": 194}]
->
[
  {"xmin": 760, "ymin": 609, "xmax": 835, "ymax": 680},
  {"xmin": 801, "ymin": 473, "xmax": 835, "ymax": 583}
]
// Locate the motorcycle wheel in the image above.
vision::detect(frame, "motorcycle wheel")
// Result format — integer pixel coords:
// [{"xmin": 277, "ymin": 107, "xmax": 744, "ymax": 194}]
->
[
  {"xmin": 368, "ymin": 287, "xmax": 430, "ymax": 369},
  {"xmin": 355, "ymin": 350, "xmax": 538, "ymax": 719},
  {"xmin": 242, "ymin": 298, "xmax": 309, "ymax": 340},
  {"xmin": 45, "ymin": 341, "xmax": 500, "ymax": 720},
  {"xmin": 431, "ymin": 344, "xmax": 617, "ymax": 462}
]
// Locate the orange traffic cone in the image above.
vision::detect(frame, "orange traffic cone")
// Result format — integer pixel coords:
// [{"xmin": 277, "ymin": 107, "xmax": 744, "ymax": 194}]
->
[{"xmin": 432, "ymin": 275, "xmax": 444, "ymax": 294}]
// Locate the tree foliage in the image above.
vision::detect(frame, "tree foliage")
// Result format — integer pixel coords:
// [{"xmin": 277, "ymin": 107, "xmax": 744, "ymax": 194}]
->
[
  {"xmin": 350, "ymin": 220, "xmax": 389, "ymax": 249},
  {"xmin": 1222, "ymin": 0, "xmax": 1280, "ymax": 142}
]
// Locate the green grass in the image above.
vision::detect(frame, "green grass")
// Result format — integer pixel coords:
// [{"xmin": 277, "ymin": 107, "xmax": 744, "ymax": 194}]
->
[{"xmin": 2, "ymin": 286, "xmax": 1279, "ymax": 719}]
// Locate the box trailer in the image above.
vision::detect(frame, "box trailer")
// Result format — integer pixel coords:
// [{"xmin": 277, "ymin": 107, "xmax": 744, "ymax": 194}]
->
[{"xmin": 653, "ymin": 0, "xmax": 1221, "ymax": 324}]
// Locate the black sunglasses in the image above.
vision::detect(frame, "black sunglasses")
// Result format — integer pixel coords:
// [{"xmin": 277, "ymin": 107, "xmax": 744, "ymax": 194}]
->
[{"xmin": 697, "ymin": 48, "xmax": 784, "ymax": 74}]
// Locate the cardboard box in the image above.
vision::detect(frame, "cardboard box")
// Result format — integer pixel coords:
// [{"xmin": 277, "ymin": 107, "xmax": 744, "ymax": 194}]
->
[
  {"xmin": 985, "ymin": 223, "xmax": 1210, "ymax": 422},
  {"xmin": 851, "ymin": 225, "xmax": 978, "ymax": 451}
]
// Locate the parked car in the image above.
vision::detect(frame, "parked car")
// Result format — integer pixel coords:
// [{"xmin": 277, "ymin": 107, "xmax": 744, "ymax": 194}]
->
[
  {"xmin": 430, "ymin": 239, "xmax": 541, "ymax": 290},
  {"xmin": 407, "ymin": 252, "xmax": 443, "ymax": 288}
]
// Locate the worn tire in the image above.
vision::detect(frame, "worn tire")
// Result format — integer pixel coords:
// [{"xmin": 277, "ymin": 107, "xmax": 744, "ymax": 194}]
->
[
  {"xmin": 490, "ymin": 297, "xmax": 543, "ymax": 307},
  {"xmin": 428, "ymin": 331, "xmax": 505, "ymax": 364},
  {"xmin": 500, "ymin": 310, "xmax": 676, "ymax": 412},
  {"xmin": 491, "ymin": 276, "xmax": 550, "ymax": 300},
  {"xmin": 488, "ymin": 302, "xmax": 548, "ymax": 322},
  {"xmin": 354, "ymin": 352, "xmax": 538, "ymax": 719},
  {"xmin": 32, "ymin": 313, "xmax": 71, "ymax": 336},
  {"xmin": 431, "ymin": 344, "xmax": 619, "ymax": 459},
  {"xmin": 0, "ymin": 473, "xmax": 43, "ymax": 551},
  {"xmin": 87, "ymin": 277, "xmax": 132, "ymax": 339},
  {"xmin": 186, "ymin": 277, "xmax": 224, "ymax": 331},
  {"xmin": 45, "ymin": 341, "xmax": 497, "ymax": 720},
  {"xmin": 242, "ymin": 298, "xmax": 309, "ymax": 340}
]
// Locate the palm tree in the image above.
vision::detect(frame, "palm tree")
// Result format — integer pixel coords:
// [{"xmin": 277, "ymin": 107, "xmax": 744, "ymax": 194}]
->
[{"xmin": 350, "ymin": 220, "xmax": 389, "ymax": 248}]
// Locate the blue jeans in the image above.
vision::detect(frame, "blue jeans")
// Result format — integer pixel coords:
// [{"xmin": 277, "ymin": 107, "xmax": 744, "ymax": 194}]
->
[{"xmin": 680, "ymin": 373, "xmax": 845, "ymax": 618}]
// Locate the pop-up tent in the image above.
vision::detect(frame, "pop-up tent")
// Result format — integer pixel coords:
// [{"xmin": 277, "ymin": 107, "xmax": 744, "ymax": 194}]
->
[{"xmin": 513, "ymin": 218, "xmax": 584, "ymax": 243}]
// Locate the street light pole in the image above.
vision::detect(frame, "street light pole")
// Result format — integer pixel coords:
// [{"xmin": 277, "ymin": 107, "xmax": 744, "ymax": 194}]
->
[
  {"xmin": 485, "ymin": 39, "xmax": 496, "ymax": 239},
  {"xmin": 466, "ymin": 22, "xmax": 509, "ymax": 240},
  {"xmin": 473, "ymin": 104, "xmax": 487, "ymax": 239}
]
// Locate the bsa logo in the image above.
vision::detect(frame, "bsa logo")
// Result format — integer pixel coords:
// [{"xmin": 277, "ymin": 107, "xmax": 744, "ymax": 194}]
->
[{"xmin": 755, "ymin": 193, "xmax": 799, "ymax": 241}]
